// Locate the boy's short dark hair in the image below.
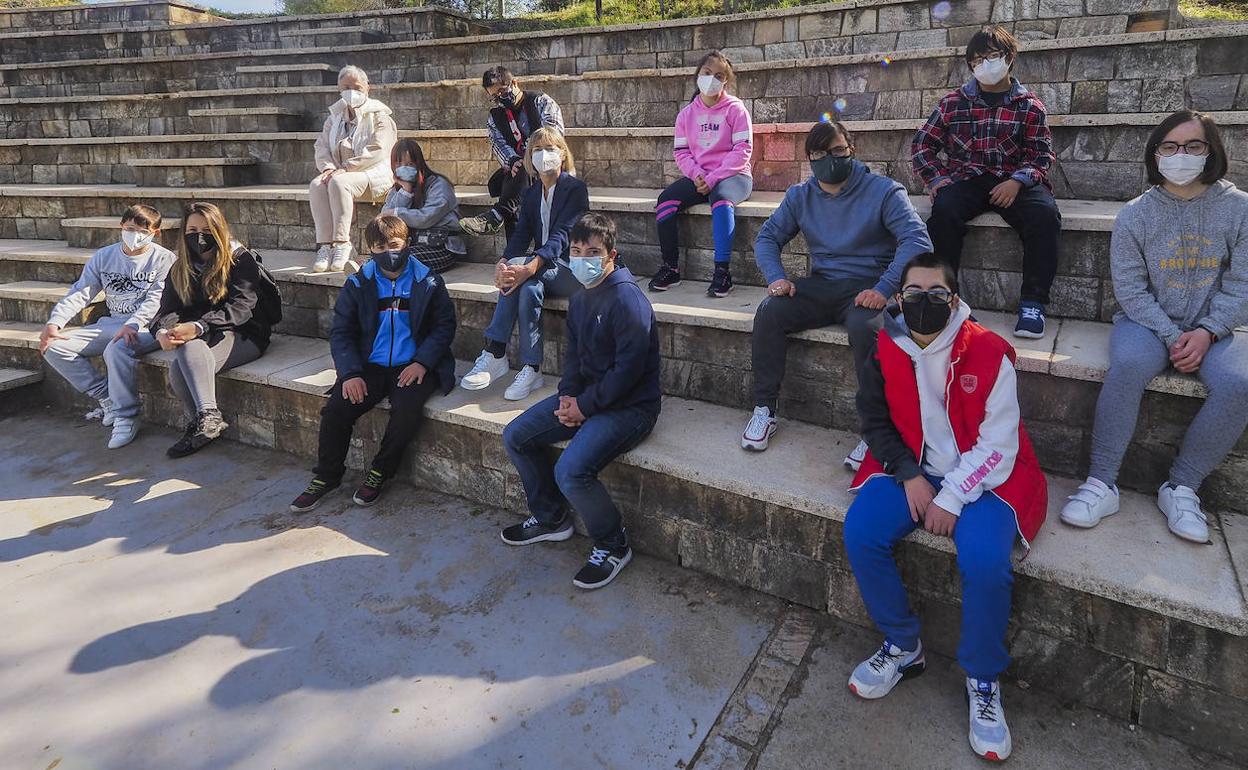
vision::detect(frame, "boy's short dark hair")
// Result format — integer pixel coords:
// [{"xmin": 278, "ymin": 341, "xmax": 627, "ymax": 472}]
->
[
  {"xmin": 482, "ymin": 66, "xmax": 514, "ymax": 90},
  {"xmin": 900, "ymin": 252, "xmax": 959, "ymax": 294},
  {"xmin": 805, "ymin": 120, "xmax": 854, "ymax": 157},
  {"xmin": 1144, "ymin": 109, "xmax": 1229, "ymax": 186},
  {"xmin": 964, "ymin": 25, "xmax": 1019, "ymax": 68},
  {"xmin": 570, "ymin": 212, "xmax": 616, "ymax": 254},
  {"xmin": 365, "ymin": 214, "xmax": 408, "ymax": 249},
  {"xmin": 121, "ymin": 204, "xmax": 162, "ymax": 231}
]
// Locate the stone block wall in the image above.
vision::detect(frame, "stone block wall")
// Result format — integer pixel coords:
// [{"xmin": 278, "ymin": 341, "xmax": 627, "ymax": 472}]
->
[{"xmin": 0, "ymin": 1, "xmax": 219, "ymax": 31}]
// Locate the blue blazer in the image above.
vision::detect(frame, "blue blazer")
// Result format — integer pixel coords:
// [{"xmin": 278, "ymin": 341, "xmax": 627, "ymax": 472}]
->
[
  {"xmin": 503, "ymin": 172, "xmax": 590, "ymax": 268},
  {"xmin": 329, "ymin": 258, "xmax": 457, "ymax": 395}
]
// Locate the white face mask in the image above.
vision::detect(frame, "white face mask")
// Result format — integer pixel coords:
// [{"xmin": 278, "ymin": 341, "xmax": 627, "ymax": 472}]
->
[
  {"xmin": 340, "ymin": 89, "xmax": 367, "ymax": 109},
  {"xmin": 121, "ymin": 229, "xmax": 154, "ymax": 251},
  {"xmin": 1157, "ymin": 153, "xmax": 1207, "ymax": 187},
  {"xmin": 972, "ymin": 57, "xmax": 1010, "ymax": 87},
  {"xmin": 532, "ymin": 149, "xmax": 562, "ymax": 174},
  {"xmin": 697, "ymin": 74, "xmax": 725, "ymax": 97}
]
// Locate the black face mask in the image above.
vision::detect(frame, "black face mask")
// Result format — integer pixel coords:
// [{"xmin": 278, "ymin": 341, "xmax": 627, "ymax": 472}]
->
[
  {"xmin": 901, "ymin": 295, "xmax": 953, "ymax": 336},
  {"xmin": 373, "ymin": 248, "xmax": 409, "ymax": 274},
  {"xmin": 495, "ymin": 88, "xmax": 517, "ymax": 108},
  {"xmin": 185, "ymin": 232, "xmax": 217, "ymax": 259},
  {"xmin": 811, "ymin": 155, "xmax": 853, "ymax": 185}
]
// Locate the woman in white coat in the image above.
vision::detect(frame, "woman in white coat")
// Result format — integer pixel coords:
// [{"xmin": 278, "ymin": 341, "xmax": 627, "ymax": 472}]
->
[{"xmin": 309, "ymin": 65, "xmax": 398, "ymax": 273}]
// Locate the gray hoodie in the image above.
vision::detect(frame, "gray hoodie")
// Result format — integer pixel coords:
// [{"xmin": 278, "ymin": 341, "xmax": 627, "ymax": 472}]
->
[{"xmin": 1110, "ymin": 179, "xmax": 1248, "ymax": 346}]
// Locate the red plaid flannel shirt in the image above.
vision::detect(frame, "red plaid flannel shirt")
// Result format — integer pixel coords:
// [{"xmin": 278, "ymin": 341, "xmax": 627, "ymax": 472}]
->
[{"xmin": 910, "ymin": 79, "xmax": 1054, "ymax": 191}]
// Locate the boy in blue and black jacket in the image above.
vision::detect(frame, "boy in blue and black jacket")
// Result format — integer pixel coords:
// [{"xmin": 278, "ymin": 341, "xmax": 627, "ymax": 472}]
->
[
  {"xmin": 499, "ymin": 212, "xmax": 662, "ymax": 591},
  {"xmin": 291, "ymin": 214, "xmax": 457, "ymax": 512}
]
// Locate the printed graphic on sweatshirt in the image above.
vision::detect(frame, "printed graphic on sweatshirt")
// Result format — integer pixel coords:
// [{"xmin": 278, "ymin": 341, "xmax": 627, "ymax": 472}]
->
[
  {"xmin": 696, "ymin": 114, "xmax": 722, "ymax": 148},
  {"xmin": 1162, "ymin": 233, "xmax": 1220, "ymax": 290},
  {"xmin": 100, "ymin": 269, "xmax": 162, "ymax": 315}
]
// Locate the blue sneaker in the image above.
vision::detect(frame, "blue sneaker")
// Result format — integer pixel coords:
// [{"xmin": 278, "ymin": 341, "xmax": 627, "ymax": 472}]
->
[
  {"xmin": 966, "ymin": 677, "xmax": 1012, "ymax": 761},
  {"xmin": 1014, "ymin": 301, "xmax": 1046, "ymax": 339},
  {"xmin": 848, "ymin": 639, "xmax": 925, "ymax": 699}
]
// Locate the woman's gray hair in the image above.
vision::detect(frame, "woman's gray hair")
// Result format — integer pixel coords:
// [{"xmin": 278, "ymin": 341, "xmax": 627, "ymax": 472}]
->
[{"xmin": 337, "ymin": 65, "xmax": 369, "ymax": 86}]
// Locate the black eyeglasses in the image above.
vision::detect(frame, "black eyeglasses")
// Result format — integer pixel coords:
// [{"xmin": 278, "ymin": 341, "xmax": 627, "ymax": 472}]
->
[
  {"xmin": 809, "ymin": 147, "xmax": 852, "ymax": 160},
  {"xmin": 900, "ymin": 288, "xmax": 954, "ymax": 304},
  {"xmin": 1156, "ymin": 140, "xmax": 1210, "ymax": 157},
  {"xmin": 968, "ymin": 51, "xmax": 1007, "ymax": 67}
]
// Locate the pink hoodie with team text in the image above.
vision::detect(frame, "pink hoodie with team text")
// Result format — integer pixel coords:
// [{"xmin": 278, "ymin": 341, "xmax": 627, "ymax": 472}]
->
[{"xmin": 672, "ymin": 93, "xmax": 753, "ymax": 189}]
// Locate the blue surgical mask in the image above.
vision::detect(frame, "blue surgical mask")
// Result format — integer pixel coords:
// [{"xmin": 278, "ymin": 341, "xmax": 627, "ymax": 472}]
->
[
  {"xmin": 569, "ymin": 256, "xmax": 605, "ymax": 287},
  {"xmin": 395, "ymin": 165, "xmax": 419, "ymax": 182}
]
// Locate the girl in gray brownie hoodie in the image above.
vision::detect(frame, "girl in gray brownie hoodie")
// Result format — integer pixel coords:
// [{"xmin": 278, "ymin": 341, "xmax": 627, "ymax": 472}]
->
[{"xmin": 1060, "ymin": 110, "xmax": 1248, "ymax": 544}]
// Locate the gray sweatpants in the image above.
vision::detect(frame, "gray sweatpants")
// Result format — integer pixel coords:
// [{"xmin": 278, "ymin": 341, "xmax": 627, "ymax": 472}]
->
[
  {"xmin": 1089, "ymin": 317, "xmax": 1248, "ymax": 490},
  {"xmin": 42, "ymin": 316, "xmax": 158, "ymax": 420},
  {"xmin": 167, "ymin": 332, "xmax": 261, "ymax": 419}
]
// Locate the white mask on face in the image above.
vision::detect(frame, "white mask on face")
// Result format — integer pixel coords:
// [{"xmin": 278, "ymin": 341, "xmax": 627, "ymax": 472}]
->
[
  {"xmin": 697, "ymin": 74, "xmax": 724, "ymax": 97},
  {"xmin": 121, "ymin": 229, "xmax": 154, "ymax": 251},
  {"xmin": 532, "ymin": 149, "xmax": 562, "ymax": 174},
  {"xmin": 972, "ymin": 57, "xmax": 1010, "ymax": 87},
  {"xmin": 340, "ymin": 89, "xmax": 367, "ymax": 109},
  {"xmin": 1157, "ymin": 153, "xmax": 1207, "ymax": 187}
]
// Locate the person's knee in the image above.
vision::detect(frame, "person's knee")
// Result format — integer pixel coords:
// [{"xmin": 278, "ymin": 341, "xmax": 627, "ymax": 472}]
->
[
  {"xmin": 843, "ymin": 496, "xmax": 887, "ymax": 559},
  {"xmin": 553, "ymin": 451, "xmax": 592, "ymax": 491},
  {"xmin": 516, "ymin": 277, "xmax": 544, "ymax": 309},
  {"xmin": 42, "ymin": 340, "xmax": 75, "ymax": 361},
  {"xmin": 102, "ymin": 338, "xmax": 135, "ymax": 363},
  {"xmin": 956, "ymin": 539, "xmax": 1012, "ymax": 587},
  {"xmin": 845, "ymin": 308, "xmax": 881, "ymax": 344},
  {"xmin": 1205, "ymin": 357, "xmax": 1248, "ymax": 400},
  {"xmin": 927, "ymin": 193, "xmax": 963, "ymax": 225}
]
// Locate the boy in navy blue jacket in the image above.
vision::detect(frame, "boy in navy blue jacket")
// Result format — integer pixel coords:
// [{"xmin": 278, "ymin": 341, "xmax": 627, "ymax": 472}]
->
[
  {"xmin": 500, "ymin": 212, "xmax": 662, "ymax": 590},
  {"xmin": 291, "ymin": 215, "xmax": 457, "ymax": 512}
]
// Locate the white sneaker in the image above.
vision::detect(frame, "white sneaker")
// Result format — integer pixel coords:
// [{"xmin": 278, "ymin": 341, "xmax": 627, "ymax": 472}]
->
[
  {"xmin": 741, "ymin": 405, "xmax": 777, "ymax": 451},
  {"xmin": 504, "ymin": 365, "xmax": 544, "ymax": 401},
  {"xmin": 848, "ymin": 639, "xmax": 925, "ymax": 700},
  {"xmin": 107, "ymin": 417, "xmax": 139, "ymax": 449},
  {"xmin": 1157, "ymin": 483, "xmax": 1210, "ymax": 543},
  {"xmin": 460, "ymin": 350, "xmax": 509, "ymax": 391},
  {"xmin": 88, "ymin": 397, "xmax": 117, "ymax": 427},
  {"xmin": 1059, "ymin": 477, "xmax": 1120, "ymax": 528},
  {"xmin": 311, "ymin": 245, "xmax": 331, "ymax": 273},
  {"xmin": 966, "ymin": 677, "xmax": 1012, "ymax": 762},
  {"xmin": 844, "ymin": 438, "xmax": 869, "ymax": 471},
  {"xmin": 329, "ymin": 243, "xmax": 352, "ymax": 272}
]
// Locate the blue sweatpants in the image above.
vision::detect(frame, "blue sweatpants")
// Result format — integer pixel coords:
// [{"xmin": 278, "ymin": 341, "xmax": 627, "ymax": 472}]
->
[{"xmin": 843, "ymin": 474, "xmax": 1017, "ymax": 681}]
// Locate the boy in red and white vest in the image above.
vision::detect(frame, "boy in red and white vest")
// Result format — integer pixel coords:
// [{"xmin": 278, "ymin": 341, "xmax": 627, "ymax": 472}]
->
[{"xmin": 843, "ymin": 252, "xmax": 1047, "ymax": 762}]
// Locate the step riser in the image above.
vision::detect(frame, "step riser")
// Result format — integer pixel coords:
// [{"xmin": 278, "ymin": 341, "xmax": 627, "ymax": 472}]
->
[
  {"xmin": 236, "ymin": 71, "xmax": 340, "ymax": 89},
  {"xmin": 0, "ymin": 195, "xmax": 1117, "ymax": 321},
  {"xmin": 62, "ymin": 225, "xmax": 181, "ymax": 252},
  {"xmin": 0, "ymin": 2, "xmax": 219, "ymax": 34},
  {"xmin": 132, "ymin": 164, "xmax": 260, "ymax": 188},
  {"xmin": 0, "ymin": 296, "xmax": 99, "ymax": 327},
  {"xmin": 0, "ymin": 2, "xmax": 1180, "ymax": 93},
  {"xmin": 18, "ymin": 357, "xmax": 1248, "ymax": 764},
  {"xmin": 7, "ymin": 122, "xmax": 1241, "ymax": 201}
]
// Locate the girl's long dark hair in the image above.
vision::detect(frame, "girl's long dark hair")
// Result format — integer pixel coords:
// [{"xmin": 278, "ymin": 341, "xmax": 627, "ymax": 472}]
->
[
  {"xmin": 689, "ymin": 50, "xmax": 735, "ymax": 103},
  {"xmin": 390, "ymin": 138, "xmax": 445, "ymax": 209}
]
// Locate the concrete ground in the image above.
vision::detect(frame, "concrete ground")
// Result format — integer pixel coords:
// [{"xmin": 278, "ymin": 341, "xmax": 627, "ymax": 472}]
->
[{"xmin": 0, "ymin": 413, "xmax": 1229, "ymax": 770}]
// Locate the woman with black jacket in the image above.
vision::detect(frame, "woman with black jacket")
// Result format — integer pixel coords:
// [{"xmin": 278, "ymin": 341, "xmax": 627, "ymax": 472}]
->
[{"xmin": 151, "ymin": 202, "xmax": 276, "ymax": 458}]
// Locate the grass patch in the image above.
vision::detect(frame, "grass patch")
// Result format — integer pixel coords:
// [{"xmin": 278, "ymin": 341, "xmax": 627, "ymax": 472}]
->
[{"xmin": 1180, "ymin": 0, "xmax": 1248, "ymax": 20}]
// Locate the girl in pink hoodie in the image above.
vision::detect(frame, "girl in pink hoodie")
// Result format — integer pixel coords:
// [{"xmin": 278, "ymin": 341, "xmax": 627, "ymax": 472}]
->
[{"xmin": 650, "ymin": 51, "xmax": 754, "ymax": 298}]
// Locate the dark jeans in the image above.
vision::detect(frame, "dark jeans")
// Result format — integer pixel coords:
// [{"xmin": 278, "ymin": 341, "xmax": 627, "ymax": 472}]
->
[
  {"xmin": 925, "ymin": 174, "xmax": 1061, "ymax": 305},
  {"xmin": 488, "ymin": 165, "xmax": 533, "ymax": 240},
  {"xmin": 314, "ymin": 364, "xmax": 442, "ymax": 484},
  {"xmin": 751, "ymin": 274, "xmax": 883, "ymax": 411},
  {"xmin": 503, "ymin": 393, "xmax": 658, "ymax": 549}
]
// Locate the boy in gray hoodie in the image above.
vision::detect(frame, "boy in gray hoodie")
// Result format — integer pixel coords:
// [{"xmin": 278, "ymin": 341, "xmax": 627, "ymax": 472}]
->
[
  {"xmin": 1059, "ymin": 110, "xmax": 1248, "ymax": 544},
  {"xmin": 40, "ymin": 204, "xmax": 176, "ymax": 449}
]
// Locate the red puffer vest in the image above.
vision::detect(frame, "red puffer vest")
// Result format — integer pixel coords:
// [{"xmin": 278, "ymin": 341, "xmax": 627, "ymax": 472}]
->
[{"xmin": 850, "ymin": 321, "xmax": 1048, "ymax": 546}]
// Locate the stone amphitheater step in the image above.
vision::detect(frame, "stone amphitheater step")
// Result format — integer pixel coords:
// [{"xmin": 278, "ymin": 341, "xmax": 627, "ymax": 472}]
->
[
  {"xmin": 131, "ymin": 157, "xmax": 259, "ymax": 188},
  {"xmin": 3, "ymin": 113, "xmax": 1244, "ymax": 199},
  {"xmin": 0, "ymin": 0, "xmax": 220, "ymax": 35},
  {"xmin": 60, "ymin": 216, "xmax": 182, "ymax": 251},
  {"xmin": 1, "ymin": 247, "xmax": 1243, "ymax": 512},
  {"xmin": 0, "ymin": 365, "xmax": 40, "ymax": 392},
  {"xmin": 184, "ymin": 108, "xmax": 312, "ymax": 134},
  {"xmin": 0, "ymin": 317, "xmax": 1244, "ymax": 762},
  {"xmin": 0, "ymin": 0, "xmax": 1183, "ymax": 97},
  {"xmin": 0, "ymin": 280, "xmax": 103, "ymax": 326},
  {"xmin": 276, "ymin": 26, "xmax": 386, "ymax": 48},
  {"xmin": 3, "ymin": 26, "xmax": 1243, "ymax": 138},
  {"xmin": 0, "ymin": 183, "xmax": 1122, "ymax": 321},
  {"xmin": 0, "ymin": 5, "xmax": 483, "ymax": 66},
  {"xmin": 235, "ymin": 63, "xmax": 339, "ymax": 89}
]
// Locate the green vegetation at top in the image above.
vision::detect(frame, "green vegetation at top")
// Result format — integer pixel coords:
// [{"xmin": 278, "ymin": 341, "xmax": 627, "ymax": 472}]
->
[{"xmin": 1180, "ymin": 0, "xmax": 1248, "ymax": 20}]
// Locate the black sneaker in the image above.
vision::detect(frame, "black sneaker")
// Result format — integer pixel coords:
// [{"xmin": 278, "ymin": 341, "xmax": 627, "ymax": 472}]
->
[
  {"xmin": 167, "ymin": 409, "xmax": 228, "ymax": 459},
  {"xmin": 573, "ymin": 545, "xmax": 632, "ymax": 589},
  {"xmin": 707, "ymin": 266, "xmax": 734, "ymax": 298},
  {"xmin": 500, "ymin": 515, "xmax": 574, "ymax": 546},
  {"xmin": 352, "ymin": 468, "xmax": 386, "ymax": 506},
  {"xmin": 290, "ymin": 478, "xmax": 339, "ymax": 513},
  {"xmin": 647, "ymin": 264, "xmax": 682, "ymax": 292}
]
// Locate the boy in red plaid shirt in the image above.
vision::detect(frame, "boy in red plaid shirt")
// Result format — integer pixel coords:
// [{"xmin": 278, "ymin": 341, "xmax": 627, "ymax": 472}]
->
[{"xmin": 911, "ymin": 25, "xmax": 1061, "ymax": 340}]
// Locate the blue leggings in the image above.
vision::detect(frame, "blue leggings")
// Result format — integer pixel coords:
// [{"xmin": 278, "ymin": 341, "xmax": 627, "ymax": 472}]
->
[
  {"xmin": 843, "ymin": 474, "xmax": 1018, "ymax": 681},
  {"xmin": 655, "ymin": 173, "xmax": 753, "ymax": 269}
]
